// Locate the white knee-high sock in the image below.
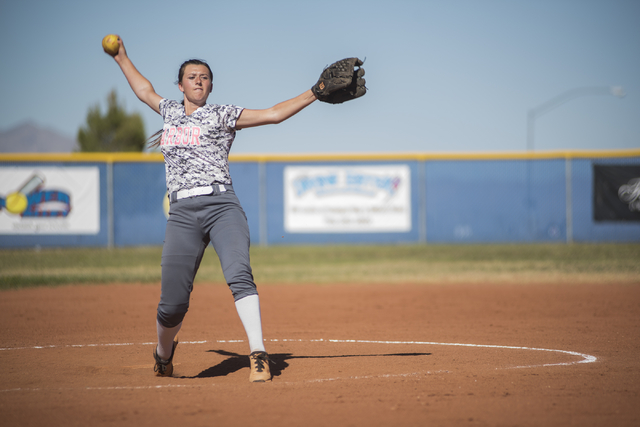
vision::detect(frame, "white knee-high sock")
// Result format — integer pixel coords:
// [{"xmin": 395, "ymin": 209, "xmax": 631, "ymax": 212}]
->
[
  {"xmin": 235, "ymin": 294, "xmax": 266, "ymax": 353},
  {"xmin": 156, "ymin": 320, "xmax": 182, "ymax": 360}
]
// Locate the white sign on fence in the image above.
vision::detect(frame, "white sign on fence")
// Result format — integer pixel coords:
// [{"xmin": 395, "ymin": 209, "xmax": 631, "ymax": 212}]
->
[
  {"xmin": 0, "ymin": 167, "xmax": 100, "ymax": 234},
  {"xmin": 284, "ymin": 165, "xmax": 411, "ymax": 233}
]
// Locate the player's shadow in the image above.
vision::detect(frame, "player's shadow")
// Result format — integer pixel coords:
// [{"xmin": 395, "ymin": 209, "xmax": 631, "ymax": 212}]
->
[{"xmin": 179, "ymin": 349, "xmax": 432, "ymax": 379}]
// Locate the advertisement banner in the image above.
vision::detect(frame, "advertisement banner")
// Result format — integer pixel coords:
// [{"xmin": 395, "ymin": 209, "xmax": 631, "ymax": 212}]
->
[
  {"xmin": 0, "ymin": 167, "xmax": 100, "ymax": 234},
  {"xmin": 284, "ymin": 165, "xmax": 411, "ymax": 233},
  {"xmin": 593, "ymin": 165, "xmax": 640, "ymax": 222}
]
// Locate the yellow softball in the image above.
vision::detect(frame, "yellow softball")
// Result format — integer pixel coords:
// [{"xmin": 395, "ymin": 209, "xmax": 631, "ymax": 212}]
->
[
  {"xmin": 102, "ymin": 34, "xmax": 120, "ymax": 56},
  {"xmin": 5, "ymin": 192, "xmax": 28, "ymax": 214}
]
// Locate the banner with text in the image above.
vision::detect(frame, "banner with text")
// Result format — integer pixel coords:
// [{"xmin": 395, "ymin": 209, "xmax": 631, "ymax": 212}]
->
[
  {"xmin": 0, "ymin": 167, "xmax": 100, "ymax": 234},
  {"xmin": 284, "ymin": 165, "xmax": 411, "ymax": 233}
]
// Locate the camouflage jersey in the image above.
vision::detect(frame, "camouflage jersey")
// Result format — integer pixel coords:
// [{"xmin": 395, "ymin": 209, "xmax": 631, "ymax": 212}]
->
[{"xmin": 159, "ymin": 99, "xmax": 244, "ymax": 193}]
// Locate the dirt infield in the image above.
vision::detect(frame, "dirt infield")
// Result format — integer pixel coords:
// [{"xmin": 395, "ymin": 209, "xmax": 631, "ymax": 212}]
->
[{"xmin": 1, "ymin": 281, "xmax": 639, "ymax": 426}]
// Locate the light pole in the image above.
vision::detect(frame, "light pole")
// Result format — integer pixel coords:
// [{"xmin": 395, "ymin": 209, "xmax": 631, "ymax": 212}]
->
[{"xmin": 526, "ymin": 86, "xmax": 625, "ymax": 151}]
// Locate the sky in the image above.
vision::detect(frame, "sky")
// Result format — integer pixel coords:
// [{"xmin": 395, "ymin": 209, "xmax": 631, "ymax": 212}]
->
[{"xmin": 1, "ymin": 0, "xmax": 638, "ymax": 154}]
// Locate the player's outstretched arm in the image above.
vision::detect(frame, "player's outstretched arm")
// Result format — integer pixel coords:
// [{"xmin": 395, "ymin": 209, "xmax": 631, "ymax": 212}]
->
[
  {"xmin": 236, "ymin": 90, "xmax": 317, "ymax": 129},
  {"xmin": 110, "ymin": 36, "xmax": 163, "ymax": 114},
  {"xmin": 236, "ymin": 57, "xmax": 366, "ymax": 129}
]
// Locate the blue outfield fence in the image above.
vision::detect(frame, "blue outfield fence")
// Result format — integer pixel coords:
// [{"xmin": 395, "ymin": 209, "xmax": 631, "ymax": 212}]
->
[{"xmin": 0, "ymin": 150, "xmax": 639, "ymax": 248}]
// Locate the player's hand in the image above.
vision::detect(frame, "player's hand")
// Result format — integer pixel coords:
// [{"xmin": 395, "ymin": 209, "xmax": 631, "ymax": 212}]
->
[{"xmin": 112, "ymin": 36, "xmax": 127, "ymax": 62}]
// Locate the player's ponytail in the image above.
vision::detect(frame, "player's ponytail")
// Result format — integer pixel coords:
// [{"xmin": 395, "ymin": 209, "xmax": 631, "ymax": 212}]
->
[{"xmin": 147, "ymin": 129, "xmax": 163, "ymax": 149}]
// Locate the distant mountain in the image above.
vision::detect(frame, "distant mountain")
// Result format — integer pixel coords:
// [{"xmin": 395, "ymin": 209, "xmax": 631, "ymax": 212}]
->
[{"xmin": 0, "ymin": 122, "xmax": 79, "ymax": 153}]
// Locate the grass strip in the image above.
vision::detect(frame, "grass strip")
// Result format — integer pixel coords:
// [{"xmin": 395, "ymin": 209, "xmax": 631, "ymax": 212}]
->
[{"xmin": 1, "ymin": 243, "xmax": 638, "ymax": 290}]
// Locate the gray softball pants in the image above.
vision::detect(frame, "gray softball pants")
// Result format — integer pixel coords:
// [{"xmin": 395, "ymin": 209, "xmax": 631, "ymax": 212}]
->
[{"xmin": 157, "ymin": 185, "xmax": 257, "ymax": 328}]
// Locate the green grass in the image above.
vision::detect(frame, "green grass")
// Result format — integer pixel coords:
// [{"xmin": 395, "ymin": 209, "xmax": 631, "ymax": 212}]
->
[{"xmin": 0, "ymin": 243, "xmax": 638, "ymax": 290}]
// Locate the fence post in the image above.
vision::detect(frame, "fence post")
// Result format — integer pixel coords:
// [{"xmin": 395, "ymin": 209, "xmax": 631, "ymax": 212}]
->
[
  {"xmin": 106, "ymin": 159, "xmax": 114, "ymax": 249},
  {"xmin": 418, "ymin": 159, "xmax": 427, "ymax": 243},
  {"xmin": 258, "ymin": 160, "xmax": 268, "ymax": 246},
  {"xmin": 565, "ymin": 157, "xmax": 573, "ymax": 244}
]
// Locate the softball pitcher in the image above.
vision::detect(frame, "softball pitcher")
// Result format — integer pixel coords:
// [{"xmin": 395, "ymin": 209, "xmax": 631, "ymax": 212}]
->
[{"xmin": 107, "ymin": 35, "xmax": 365, "ymax": 382}]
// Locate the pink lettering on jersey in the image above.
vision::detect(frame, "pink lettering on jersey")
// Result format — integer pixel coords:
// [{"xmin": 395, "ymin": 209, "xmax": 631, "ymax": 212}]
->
[
  {"xmin": 176, "ymin": 127, "xmax": 184, "ymax": 145},
  {"xmin": 161, "ymin": 126, "xmax": 202, "ymax": 146},
  {"xmin": 183, "ymin": 127, "xmax": 191, "ymax": 145},
  {"xmin": 165, "ymin": 127, "xmax": 176, "ymax": 145},
  {"xmin": 191, "ymin": 127, "xmax": 201, "ymax": 145}
]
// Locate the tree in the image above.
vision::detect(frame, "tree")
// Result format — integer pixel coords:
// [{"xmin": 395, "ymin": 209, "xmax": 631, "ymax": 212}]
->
[{"xmin": 77, "ymin": 90, "xmax": 146, "ymax": 152}]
